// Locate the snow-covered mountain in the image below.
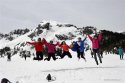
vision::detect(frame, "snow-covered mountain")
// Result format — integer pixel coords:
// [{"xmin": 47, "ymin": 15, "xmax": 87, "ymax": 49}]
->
[
  {"xmin": 0, "ymin": 20, "xmax": 89, "ymax": 52},
  {"xmin": 0, "ymin": 28, "xmax": 30, "ymax": 47}
]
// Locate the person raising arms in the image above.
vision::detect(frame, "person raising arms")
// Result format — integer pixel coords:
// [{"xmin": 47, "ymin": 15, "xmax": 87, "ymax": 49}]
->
[
  {"xmin": 88, "ymin": 32, "xmax": 102, "ymax": 65},
  {"xmin": 27, "ymin": 38, "xmax": 45, "ymax": 60}
]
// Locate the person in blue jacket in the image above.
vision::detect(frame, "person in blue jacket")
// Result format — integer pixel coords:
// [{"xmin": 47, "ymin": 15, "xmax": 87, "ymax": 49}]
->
[
  {"xmin": 71, "ymin": 35, "xmax": 87, "ymax": 61},
  {"xmin": 118, "ymin": 46, "xmax": 124, "ymax": 60}
]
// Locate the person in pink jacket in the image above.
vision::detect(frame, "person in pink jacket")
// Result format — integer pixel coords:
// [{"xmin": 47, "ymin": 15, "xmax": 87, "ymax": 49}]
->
[
  {"xmin": 88, "ymin": 32, "xmax": 102, "ymax": 65},
  {"xmin": 43, "ymin": 38, "xmax": 59, "ymax": 61}
]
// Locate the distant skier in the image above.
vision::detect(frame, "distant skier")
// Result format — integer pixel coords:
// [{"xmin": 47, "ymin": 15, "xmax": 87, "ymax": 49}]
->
[
  {"xmin": 71, "ymin": 34, "xmax": 87, "ymax": 61},
  {"xmin": 23, "ymin": 51, "xmax": 27, "ymax": 60},
  {"xmin": 88, "ymin": 32, "xmax": 102, "ymax": 65},
  {"xmin": 117, "ymin": 46, "xmax": 124, "ymax": 60},
  {"xmin": 0, "ymin": 50, "xmax": 3, "ymax": 58},
  {"xmin": 27, "ymin": 38, "xmax": 45, "ymax": 60},
  {"xmin": 43, "ymin": 38, "xmax": 59, "ymax": 61},
  {"xmin": 59, "ymin": 41, "xmax": 72, "ymax": 59},
  {"xmin": 7, "ymin": 51, "xmax": 11, "ymax": 61}
]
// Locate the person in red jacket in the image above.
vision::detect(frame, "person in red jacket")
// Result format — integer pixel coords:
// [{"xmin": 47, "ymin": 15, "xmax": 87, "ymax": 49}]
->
[
  {"xmin": 88, "ymin": 32, "xmax": 102, "ymax": 65},
  {"xmin": 59, "ymin": 41, "xmax": 72, "ymax": 59},
  {"xmin": 43, "ymin": 38, "xmax": 59, "ymax": 61},
  {"xmin": 27, "ymin": 38, "xmax": 45, "ymax": 60}
]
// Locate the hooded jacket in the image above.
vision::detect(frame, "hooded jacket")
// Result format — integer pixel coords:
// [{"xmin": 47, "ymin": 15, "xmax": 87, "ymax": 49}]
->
[{"xmin": 118, "ymin": 48, "xmax": 124, "ymax": 55}]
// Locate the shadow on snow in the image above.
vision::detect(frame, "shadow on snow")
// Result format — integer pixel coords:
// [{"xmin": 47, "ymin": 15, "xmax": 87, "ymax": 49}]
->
[{"xmin": 42, "ymin": 66, "xmax": 125, "ymax": 72}]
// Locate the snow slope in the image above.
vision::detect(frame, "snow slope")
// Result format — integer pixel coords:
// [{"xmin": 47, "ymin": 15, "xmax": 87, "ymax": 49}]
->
[
  {"xmin": 0, "ymin": 51, "xmax": 125, "ymax": 83},
  {"xmin": 0, "ymin": 20, "xmax": 78, "ymax": 49}
]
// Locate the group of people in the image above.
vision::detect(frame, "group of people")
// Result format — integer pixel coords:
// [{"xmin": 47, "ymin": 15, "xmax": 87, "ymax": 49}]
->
[
  {"xmin": 27, "ymin": 32, "xmax": 106, "ymax": 65},
  {"xmin": 0, "ymin": 31, "xmax": 124, "ymax": 65}
]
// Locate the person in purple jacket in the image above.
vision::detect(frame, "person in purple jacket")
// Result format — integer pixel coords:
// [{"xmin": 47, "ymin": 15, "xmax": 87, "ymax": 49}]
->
[
  {"xmin": 43, "ymin": 38, "xmax": 59, "ymax": 61},
  {"xmin": 88, "ymin": 32, "xmax": 102, "ymax": 65}
]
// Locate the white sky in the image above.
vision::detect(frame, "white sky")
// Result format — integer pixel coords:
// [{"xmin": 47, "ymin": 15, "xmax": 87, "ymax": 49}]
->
[{"xmin": 0, "ymin": 0, "xmax": 125, "ymax": 33}]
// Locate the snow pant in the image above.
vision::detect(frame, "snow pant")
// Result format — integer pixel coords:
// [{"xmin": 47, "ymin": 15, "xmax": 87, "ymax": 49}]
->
[
  {"xmin": 77, "ymin": 49, "xmax": 86, "ymax": 59},
  {"xmin": 93, "ymin": 49, "xmax": 102, "ymax": 65},
  {"xmin": 47, "ymin": 53, "xmax": 56, "ymax": 61},
  {"xmin": 36, "ymin": 51, "xmax": 43, "ymax": 60},
  {"xmin": 61, "ymin": 51, "xmax": 72, "ymax": 59},
  {"xmin": 120, "ymin": 54, "xmax": 124, "ymax": 60}
]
